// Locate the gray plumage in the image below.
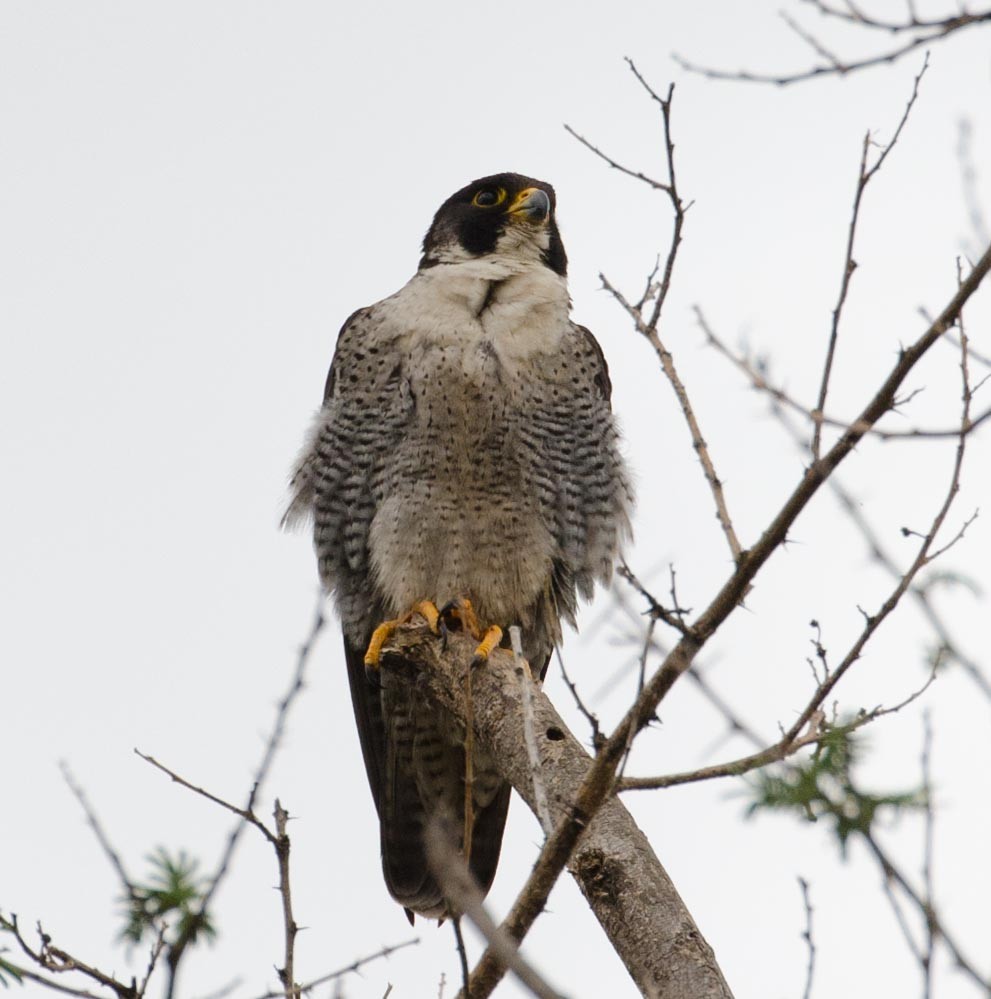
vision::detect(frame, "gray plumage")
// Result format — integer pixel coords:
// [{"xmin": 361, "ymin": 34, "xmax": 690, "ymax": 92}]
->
[{"xmin": 286, "ymin": 173, "xmax": 632, "ymax": 918}]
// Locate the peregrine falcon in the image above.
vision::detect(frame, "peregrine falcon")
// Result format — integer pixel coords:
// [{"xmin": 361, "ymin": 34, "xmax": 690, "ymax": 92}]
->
[{"xmin": 285, "ymin": 173, "xmax": 632, "ymax": 920}]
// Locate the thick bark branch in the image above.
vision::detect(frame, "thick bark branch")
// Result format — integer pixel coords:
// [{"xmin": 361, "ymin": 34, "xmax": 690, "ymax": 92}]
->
[{"xmin": 381, "ymin": 628, "xmax": 733, "ymax": 999}]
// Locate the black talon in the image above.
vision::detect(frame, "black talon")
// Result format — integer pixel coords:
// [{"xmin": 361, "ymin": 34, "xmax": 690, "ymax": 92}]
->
[{"xmin": 439, "ymin": 598, "xmax": 462, "ymax": 624}]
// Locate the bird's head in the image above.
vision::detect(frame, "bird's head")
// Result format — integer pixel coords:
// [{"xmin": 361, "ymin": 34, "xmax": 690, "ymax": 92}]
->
[{"xmin": 419, "ymin": 173, "xmax": 567, "ymax": 276}]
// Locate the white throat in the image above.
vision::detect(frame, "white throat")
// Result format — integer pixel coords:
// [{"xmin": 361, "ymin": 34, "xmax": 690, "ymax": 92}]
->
[{"xmin": 383, "ymin": 256, "xmax": 572, "ymax": 363}]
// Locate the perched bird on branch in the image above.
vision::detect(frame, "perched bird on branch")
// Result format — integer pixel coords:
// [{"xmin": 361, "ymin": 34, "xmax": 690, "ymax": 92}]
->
[{"xmin": 285, "ymin": 172, "xmax": 632, "ymax": 921}]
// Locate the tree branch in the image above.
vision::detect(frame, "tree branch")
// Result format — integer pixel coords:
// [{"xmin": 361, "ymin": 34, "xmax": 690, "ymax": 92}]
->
[
  {"xmin": 377, "ymin": 628, "xmax": 733, "ymax": 999},
  {"xmin": 674, "ymin": 6, "xmax": 991, "ymax": 85}
]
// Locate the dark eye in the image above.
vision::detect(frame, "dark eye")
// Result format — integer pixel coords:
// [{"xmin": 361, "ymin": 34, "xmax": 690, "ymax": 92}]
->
[{"xmin": 472, "ymin": 188, "xmax": 505, "ymax": 208}]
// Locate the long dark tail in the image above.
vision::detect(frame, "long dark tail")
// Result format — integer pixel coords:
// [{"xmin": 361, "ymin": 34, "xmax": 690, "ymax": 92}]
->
[{"xmin": 343, "ymin": 637, "xmax": 512, "ymax": 918}]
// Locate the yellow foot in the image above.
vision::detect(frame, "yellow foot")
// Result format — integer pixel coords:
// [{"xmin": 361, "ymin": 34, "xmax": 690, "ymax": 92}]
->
[
  {"xmin": 410, "ymin": 600, "xmax": 441, "ymax": 634},
  {"xmin": 364, "ymin": 618, "xmax": 401, "ymax": 669},
  {"xmin": 471, "ymin": 624, "xmax": 504, "ymax": 665},
  {"xmin": 364, "ymin": 601, "xmax": 442, "ymax": 669}
]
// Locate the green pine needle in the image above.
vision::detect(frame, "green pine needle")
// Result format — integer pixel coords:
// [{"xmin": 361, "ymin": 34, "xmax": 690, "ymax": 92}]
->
[{"xmin": 121, "ymin": 848, "xmax": 216, "ymax": 947}]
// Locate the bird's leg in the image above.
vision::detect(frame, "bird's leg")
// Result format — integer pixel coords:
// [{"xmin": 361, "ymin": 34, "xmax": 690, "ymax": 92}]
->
[
  {"xmin": 410, "ymin": 599, "xmax": 441, "ymax": 633},
  {"xmin": 363, "ymin": 600, "xmax": 442, "ymax": 668},
  {"xmin": 471, "ymin": 625, "xmax": 503, "ymax": 665}
]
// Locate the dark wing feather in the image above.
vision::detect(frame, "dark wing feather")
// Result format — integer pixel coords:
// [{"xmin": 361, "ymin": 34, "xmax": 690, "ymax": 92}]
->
[
  {"xmin": 576, "ymin": 323, "xmax": 613, "ymax": 400},
  {"xmin": 525, "ymin": 324, "xmax": 631, "ymax": 632},
  {"xmin": 343, "ymin": 637, "xmax": 387, "ymax": 815}
]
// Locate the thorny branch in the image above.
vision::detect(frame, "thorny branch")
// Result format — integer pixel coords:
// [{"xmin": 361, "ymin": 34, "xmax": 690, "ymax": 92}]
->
[
  {"xmin": 249, "ymin": 940, "xmax": 420, "ymax": 999},
  {"xmin": 0, "ymin": 913, "xmax": 141, "ymax": 999},
  {"xmin": 273, "ymin": 801, "xmax": 299, "ymax": 999}
]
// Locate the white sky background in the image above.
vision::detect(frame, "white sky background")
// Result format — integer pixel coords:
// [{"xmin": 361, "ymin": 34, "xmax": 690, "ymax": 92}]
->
[{"xmin": 2, "ymin": 3, "xmax": 990, "ymax": 997}]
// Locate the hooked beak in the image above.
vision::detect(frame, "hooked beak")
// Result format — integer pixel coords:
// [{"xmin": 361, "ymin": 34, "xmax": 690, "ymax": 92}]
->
[{"xmin": 508, "ymin": 187, "xmax": 551, "ymax": 223}]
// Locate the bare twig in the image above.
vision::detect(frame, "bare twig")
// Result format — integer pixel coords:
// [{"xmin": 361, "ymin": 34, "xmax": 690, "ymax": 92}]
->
[
  {"xmin": 59, "ymin": 763, "xmax": 138, "ymax": 905},
  {"xmin": 811, "ymin": 55, "xmax": 928, "ymax": 459},
  {"xmin": 604, "ymin": 275, "xmax": 743, "ymax": 564},
  {"xmin": 1, "ymin": 914, "xmax": 139, "ymax": 999},
  {"xmin": 134, "ymin": 751, "xmax": 277, "ymax": 845},
  {"xmin": 562, "ymin": 126, "xmax": 670, "ymax": 194},
  {"xmin": 136, "ymin": 926, "xmax": 166, "ymax": 999},
  {"xmin": 624, "ymin": 60, "xmax": 691, "ymax": 334},
  {"xmin": 862, "ymin": 829, "xmax": 987, "ymax": 990},
  {"xmin": 674, "ymin": 6, "xmax": 991, "ymax": 85},
  {"xmin": 451, "ymin": 920, "xmax": 471, "ymax": 999},
  {"xmin": 0, "ymin": 962, "xmax": 106, "ymax": 999},
  {"xmin": 749, "ymin": 362, "xmax": 991, "ymax": 705},
  {"xmin": 249, "ymin": 939, "xmax": 420, "ymax": 999},
  {"xmin": 618, "ymin": 658, "xmax": 935, "ymax": 792},
  {"xmin": 957, "ymin": 118, "xmax": 991, "ymax": 260},
  {"xmin": 569, "ymin": 61, "xmax": 742, "ymax": 564},
  {"xmin": 697, "ymin": 311, "xmax": 991, "ymax": 442},
  {"xmin": 921, "ymin": 713, "xmax": 936, "ymax": 999},
  {"xmin": 618, "ymin": 710, "xmax": 828, "ymax": 791},
  {"xmin": 582, "ymin": 65, "xmax": 742, "ymax": 564},
  {"xmin": 611, "ymin": 582, "xmax": 757, "ymax": 751},
  {"xmin": 554, "ymin": 648, "xmax": 604, "ymax": 751},
  {"xmin": 831, "ymin": 474, "xmax": 990, "ymax": 699},
  {"xmin": 617, "ymin": 561, "xmax": 691, "ymax": 636},
  {"xmin": 798, "ymin": 878, "xmax": 816, "ymax": 999},
  {"xmin": 273, "ymin": 801, "xmax": 298, "ymax": 999},
  {"xmin": 878, "ymin": 869, "xmax": 925, "ymax": 967}
]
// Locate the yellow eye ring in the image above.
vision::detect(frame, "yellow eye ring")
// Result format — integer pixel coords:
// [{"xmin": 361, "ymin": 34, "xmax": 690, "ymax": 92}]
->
[{"xmin": 472, "ymin": 188, "xmax": 506, "ymax": 208}]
